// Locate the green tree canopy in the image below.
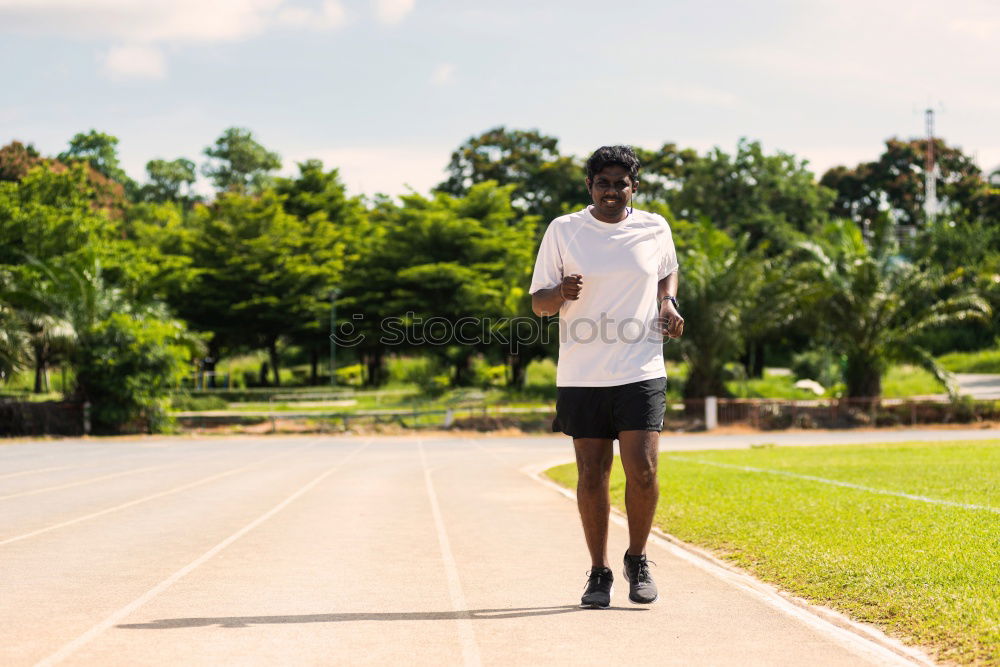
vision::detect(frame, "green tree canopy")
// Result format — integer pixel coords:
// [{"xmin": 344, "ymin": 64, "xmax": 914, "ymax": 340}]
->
[
  {"xmin": 0, "ymin": 164, "xmax": 120, "ymax": 268},
  {"xmin": 202, "ymin": 127, "xmax": 282, "ymax": 194},
  {"xmin": 274, "ymin": 159, "xmax": 369, "ymax": 382},
  {"xmin": 668, "ymin": 139, "xmax": 833, "ymax": 252},
  {"xmin": 821, "ymin": 138, "xmax": 989, "ymax": 226},
  {"xmin": 438, "ymin": 127, "xmax": 582, "ymax": 223},
  {"xmin": 671, "ymin": 219, "xmax": 771, "ymax": 398},
  {"xmin": 341, "ymin": 182, "xmax": 535, "ymax": 385},
  {"xmin": 58, "ymin": 129, "xmax": 133, "ymax": 189},
  {"xmin": 119, "ymin": 201, "xmax": 198, "ymax": 305},
  {"xmin": 141, "ymin": 158, "xmax": 197, "ymax": 204},
  {"xmin": 0, "ymin": 298, "xmax": 28, "ymax": 382},
  {"xmin": 633, "ymin": 143, "xmax": 699, "ymax": 205},
  {"xmin": 792, "ymin": 218, "xmax": 990, "ymax": 399},
  {"xmin": 177, "ymin": 190, "xmax": 344, "ymax": 384},
  {"xmin": 75, "ymin": 311, "xmax": 201, "ymax": 433},
  {"xmin": 0, "ymin": 141, "xmax": 43, "ymax": 182}
]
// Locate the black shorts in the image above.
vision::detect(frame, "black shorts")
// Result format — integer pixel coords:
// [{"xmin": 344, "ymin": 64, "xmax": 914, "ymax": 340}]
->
[{"xmin": 553, "ymin": 377, "xmax": 667, "ymax": 440}]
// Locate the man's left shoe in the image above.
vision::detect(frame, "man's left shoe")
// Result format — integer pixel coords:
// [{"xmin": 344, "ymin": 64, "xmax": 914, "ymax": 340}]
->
[{"xmin": 623, "ymin": 551, "xmax": 658, "ymax": 604}]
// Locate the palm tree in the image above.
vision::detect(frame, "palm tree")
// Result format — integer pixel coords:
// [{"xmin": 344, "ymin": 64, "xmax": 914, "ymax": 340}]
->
[
  {"xmin": 1, "ymin": 254, "xmax": 126, "ymax": 393},
  {"xmin": 792, "ymin": 218, "xmax": 990, "ymax": 400},
  {"xmin": 0, "ymin": 300, "xmax": 29, "ymax": 384},
  {"xmin": 675, "ymin": 220, "xmax": 774, "ymax": 398}
]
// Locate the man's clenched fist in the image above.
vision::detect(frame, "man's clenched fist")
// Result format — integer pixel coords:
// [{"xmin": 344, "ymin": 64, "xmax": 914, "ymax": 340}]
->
[{"xmin": 560, "ymin": 274, "xmax": 583, "ymax": 301}]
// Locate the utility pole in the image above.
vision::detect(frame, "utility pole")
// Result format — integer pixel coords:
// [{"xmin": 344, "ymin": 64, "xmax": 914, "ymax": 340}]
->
[{"xmin": 924, "ymin": 107, "xmax": 938, "ymax": 223}]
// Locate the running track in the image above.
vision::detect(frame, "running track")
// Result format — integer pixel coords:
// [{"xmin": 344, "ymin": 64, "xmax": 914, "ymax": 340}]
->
[{"xmin": 5, "ymin": 430, "xmax": 991, "ymax": 665}]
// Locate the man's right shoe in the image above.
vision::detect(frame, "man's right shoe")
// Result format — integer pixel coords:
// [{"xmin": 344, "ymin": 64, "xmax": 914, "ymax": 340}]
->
[
  {"xmin": 580, "ymin": 567, "xmax": 614, "ymax": 609},
  {"xmin": 623, "ymin": 551, "xmax": 658, "ymax": 604}
]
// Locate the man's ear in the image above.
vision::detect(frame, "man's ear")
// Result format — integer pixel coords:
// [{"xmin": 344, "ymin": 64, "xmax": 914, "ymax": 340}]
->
[{"xmin": 585, "ymin": 178, "xmax": 592, "ymax": 190}]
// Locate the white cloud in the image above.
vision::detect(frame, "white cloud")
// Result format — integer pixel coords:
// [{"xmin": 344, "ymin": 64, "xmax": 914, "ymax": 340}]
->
[
  {"xmin": 321, "ymin": 0, "xmax": 347, "ymax": 27},
  {"xmin": 431, "ymin": 63, "xmax": 455, "ymax": 86},
  {"xmin": 101, "ymin": 44, "xmax": 166, "ymax": 80},
  {"xmin": 373, "ymin": 0, "xmax": 414, "ymax": 25},
  {"xmin": 0, "ymin": 0, "xmax": 350, "ymax": 78},
  {"xmin": 0, "ymin": 0, "xmax": 283, "ymax": 42},
  {"xmin": 276, "ymin": 6, "xmax": 312, "ymax": 26},
  {"xmin": 278, "ymin": 0, "xmax": 346, "ymax": 29}
]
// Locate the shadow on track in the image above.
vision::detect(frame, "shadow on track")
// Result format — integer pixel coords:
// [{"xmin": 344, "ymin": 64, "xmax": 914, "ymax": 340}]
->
[{"xmin": 118, "ymin": 605, "xmax": 647, "ymax": 629}]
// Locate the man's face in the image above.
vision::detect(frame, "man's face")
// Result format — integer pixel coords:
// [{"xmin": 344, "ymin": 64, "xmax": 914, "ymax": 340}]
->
[{"xmin": 586, "ymin": 165, "xmax": 637, "ymax": 222}]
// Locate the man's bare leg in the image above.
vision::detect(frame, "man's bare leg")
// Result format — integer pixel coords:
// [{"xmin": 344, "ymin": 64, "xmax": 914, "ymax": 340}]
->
[
  {"xmin": 572, "ymin": 438, "xmax": 614, "ymax": 568},
  {"xmin": 617, "ymin": 430, "xmax": 660, "ymax": 556}
]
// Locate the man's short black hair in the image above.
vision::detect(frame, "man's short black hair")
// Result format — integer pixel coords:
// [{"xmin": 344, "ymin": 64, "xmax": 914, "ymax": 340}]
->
[{"xmin": 586, "ymin": 145, "xmax": 640, "ymax": 184}]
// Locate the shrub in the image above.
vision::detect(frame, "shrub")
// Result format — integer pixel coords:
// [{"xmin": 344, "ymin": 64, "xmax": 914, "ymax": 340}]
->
[
  {"xmin": 471, "ymin": 357, "xmax": 507, "ymax": 389},
  {"xmin": 791, "ymin": 349, "xmax": 841, "ymax": 388},
  {"xmin": 394, "ymin": 356, "xmax": 449, "ymax": 395},
  {"xmin": 74, "ymin": 314, "xmax": 200, "ymax": 433},
  {"xmin": 334, "ymin": 363, "xmax": 364, "ymax": 386}
]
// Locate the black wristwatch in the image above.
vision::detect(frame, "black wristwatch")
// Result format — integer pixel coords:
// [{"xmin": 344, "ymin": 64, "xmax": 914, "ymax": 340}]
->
[{"xmin": 659, "ymin": 295, "xmax": 679, "ymax": 310}]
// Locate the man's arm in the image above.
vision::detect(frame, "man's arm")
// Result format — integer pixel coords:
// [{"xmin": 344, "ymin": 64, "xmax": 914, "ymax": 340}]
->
[
  {"xmin": 658, "ymin": 270, "xmax": 684, "ymax": 338},
  {"xmin": 531, "ymin": 274, "xmax": 583, "ymax": 317},
  {"xmin": 531, "ymin": 286, "xmax": 564, "ymax": 317}
]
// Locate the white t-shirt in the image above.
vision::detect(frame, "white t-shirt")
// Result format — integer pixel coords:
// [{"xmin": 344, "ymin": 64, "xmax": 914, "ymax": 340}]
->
[{"xmin": 529, "ymin": 206, "xmax": 679, "ymax": 387}]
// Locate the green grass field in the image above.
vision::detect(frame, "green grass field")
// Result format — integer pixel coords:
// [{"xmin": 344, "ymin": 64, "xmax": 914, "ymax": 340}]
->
[
  {"xmin": 939, "ymin": 348, "xmax": 1000, "ymax": 374},
  {"xmin": 546, "ymin": 440, "xmax": 1000, "ymax": 664}
]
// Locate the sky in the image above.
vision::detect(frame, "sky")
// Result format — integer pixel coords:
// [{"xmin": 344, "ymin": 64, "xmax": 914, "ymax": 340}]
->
[{"xmin": 1, "ymin": 0, "xmax": 998, "ymax": 198}]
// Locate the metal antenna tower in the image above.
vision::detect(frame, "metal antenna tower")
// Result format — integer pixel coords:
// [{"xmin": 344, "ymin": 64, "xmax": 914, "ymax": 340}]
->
[{"xmin": 924, "ymin": 107, "xmax": 938, "ymax": 222}]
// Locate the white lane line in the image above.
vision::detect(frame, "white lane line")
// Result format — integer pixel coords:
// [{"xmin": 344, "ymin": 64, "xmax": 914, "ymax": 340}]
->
[
  {"xmin": 0, "ymin": 441, "xmax": 271, "ymax": 500},
  {"xmin": 0, "ymin": 465, "xmax": 79, "ymax": 481},
  {"xmin": 0, "ymin": 462, "xmax": 182, "ymax": 501},
  {"xmin": 418, "ymin": 441, "xmax": 482, "ymax": 667},
  {"xmin": 668, "ymin": 455, "xmax": 1000, "ymax": 514},
  {"xmin": 0, "ymin": 442, "xmax": 308, "ymax": 546},
  {"xmin": 33, "ymin": 440, "xmax": 370, "ymax": 667},
  {"xmin": 0, "ymin": 444, "xmax": 119, "ymax": 463},
  {"xmin": 521, "ymin": 459, "xmax": 931, "ymax": 667}
]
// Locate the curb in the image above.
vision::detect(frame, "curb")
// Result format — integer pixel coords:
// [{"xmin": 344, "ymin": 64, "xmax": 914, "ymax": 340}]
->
[{"xmin": 521, "ymin": 459, "xmax": 937, "ymax": 667}]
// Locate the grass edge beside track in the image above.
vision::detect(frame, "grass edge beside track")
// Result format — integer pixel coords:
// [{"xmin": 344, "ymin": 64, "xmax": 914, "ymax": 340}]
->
[{"xmin": 544, "ymin": 440, "xmax": 1000, "ymax": 666}]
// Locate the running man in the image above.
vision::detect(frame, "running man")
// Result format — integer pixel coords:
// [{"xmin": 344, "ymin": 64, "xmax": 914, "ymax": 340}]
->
[{"xmin": 529, "ymin": 145, "xmax": 684, "ymax": 608}]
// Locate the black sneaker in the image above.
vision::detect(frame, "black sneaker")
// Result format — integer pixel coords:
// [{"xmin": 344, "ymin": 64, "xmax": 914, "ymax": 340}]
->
[
  {"xmin": 623, "ymin": 552, "xmax": 658, "ymax": 604},
  {"xmin": 580, "ymin": 567, "xmax": 614, "ymax": 609}
]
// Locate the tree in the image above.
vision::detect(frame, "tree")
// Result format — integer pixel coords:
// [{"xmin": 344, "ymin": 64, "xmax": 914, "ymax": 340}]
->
[
  {"xmin": 118, "ymin": 201, "xmax": 198, "ymax": 305},
  {"xmin": 75, "ymin": 311, "xmax": 200, "ymax": 433},
  {"xmin": 202, "ymin": 127, "xmax": 281, "ymax": 194},
  {"xmin": 0, "ymin": 163, "xmax": 121, "ymax": 279},
  {"xmin": 672, "ymin": 219, "xmax": 770, "ymax": 398},
  {"xmin": 178, "ymin": 190, "xmax": 344, "ymax": 385},
  {"xmin": 0, "ymin": 161, "xmax": 141, "ymax": 391},
  {"xmin": 0, "ymin": 234, "xmax": 200, "ymax": 429},
  {"xmin": 58, "ymin": 129, "xmax": 134, "ymax": 192},
  {"xmin": 668, "ymin": 139, "xmax": 833, "ymax": 252},
  {"xmin": 140, "ymin": 158, "xmax": 197, "ymax": 204},
  {"xmin": 274, "ymin": 159, "xmax": 368, "ymax": 383},
  {"xmin": 1, "ymin": 254, "xmax": 120, "ymax": 393},
  {"xmin": 0, "ymin": 298, "xmax": 29, "ymax": 383},
  {"xmin": 0, "ymin": 141, "xmax": 42, "ymax": 182},
  {"xmin": 909, "ymin": 217, "xmax": 1000, "ymax": 352},
  {"xmin": 438, "ymin": 127, "xmax": 582, "ymax": 223},
  {"xmin": 820, "ymin": 138, "xmax": 989, "ymax": 227},
  {"xmin": 340, "ymin": 182, "xmax": 535, "ymax": 386},
  {"xmin": 632, "ymin": 143, "xmax": 699, "ymax": 204},
  {"xmin": 0, "ymin": 249, "xmax": 201, "ymax": 414},
  {"xmin": 792, "ymin": 218, "xmax": 990, "ymax": 400}
]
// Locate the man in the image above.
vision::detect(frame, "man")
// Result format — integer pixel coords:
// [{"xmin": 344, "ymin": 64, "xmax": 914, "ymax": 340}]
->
[{"xmin": 529, "ymin": 145, "xmax": 683, "ymax": 608}]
